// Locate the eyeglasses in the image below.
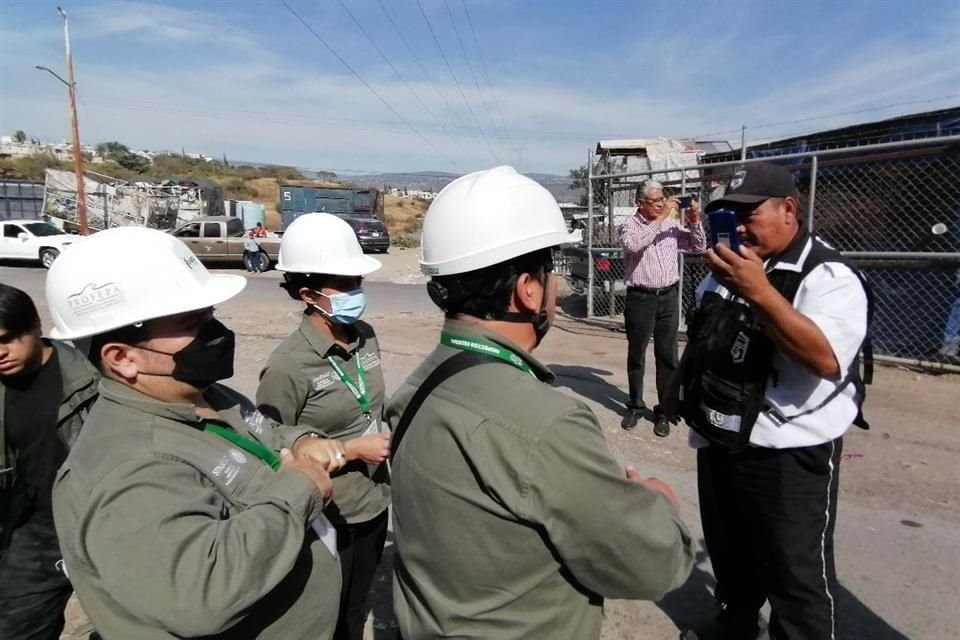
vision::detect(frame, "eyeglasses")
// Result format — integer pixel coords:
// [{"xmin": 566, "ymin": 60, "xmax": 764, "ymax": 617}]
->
[{"xmin": 641, "ymin": 197, "xmax": 665, "ymax": 205}]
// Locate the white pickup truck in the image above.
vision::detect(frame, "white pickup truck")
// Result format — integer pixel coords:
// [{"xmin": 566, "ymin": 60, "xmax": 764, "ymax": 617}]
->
[{"xmin": 0, "ymin": 220, "xmax": 81, "ymax": 268}]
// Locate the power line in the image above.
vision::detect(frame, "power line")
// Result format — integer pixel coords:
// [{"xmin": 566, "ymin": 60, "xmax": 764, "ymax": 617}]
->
[
  {"xmin": 375, "ymin": 0, "xmax": 473, "ymax": 135},
  {"xmin": 444, "ymin": 0, "xmax": 501, "ymax": 144},
  {"xmin": 334, "ymin": 0, "xmax": 484, "ymax": 166},
  {"xmin": 415, "ymin": 0, "xmax": 499, "ymax": 163},
  {"xmin": 277, "ymin": 0, "xmax": 465, "ymax": 172},
  {"xmin": 462, "ymin": 0, "xmax": 507, "ymax": 134},
  {"xmin": 12, "ymin": 91, "xmax": 604, "ymax": 142}
]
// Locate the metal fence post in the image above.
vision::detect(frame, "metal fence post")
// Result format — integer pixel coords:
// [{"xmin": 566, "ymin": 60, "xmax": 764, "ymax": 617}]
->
[
  {"xmin": 607, "ymin": 176, "xmax": 616, "ymax": 317},
  {"xmin": 807, "ymin": 155, "xmax": 817, "ymax": 234},
  {"xmin": 587, "ymin": 148, "xmax": 594, "ymax": 318}
]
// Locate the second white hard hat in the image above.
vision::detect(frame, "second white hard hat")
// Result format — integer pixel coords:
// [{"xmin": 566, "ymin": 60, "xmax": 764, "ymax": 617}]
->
[
  {"xmin": 419, "ymin": 166, "xmax": 580, "ymax": 277},
  {"xmin": 276, "ymin": 212, "xmax": 382, "ymax": 276},
  {"xmin": 46, "ymin": 226, "xmax": 246, "ymax": 340}
]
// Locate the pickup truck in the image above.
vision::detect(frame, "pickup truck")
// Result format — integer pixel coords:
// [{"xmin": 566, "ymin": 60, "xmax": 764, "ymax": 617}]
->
[
  {"xmin": 563, "ymin": 245, "xmax": 627, "ymax": 316},
  {"xmin": 170, "ymin": 216, "xmax": 281, "ymax": 270},
  {"xmin": 0, "ymin": 219, "xmax": 81, "ymax": 268}
]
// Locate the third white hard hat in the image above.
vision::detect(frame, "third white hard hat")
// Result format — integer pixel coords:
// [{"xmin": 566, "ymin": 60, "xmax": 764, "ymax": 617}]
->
[
  {"xmin": 276, "ymin": 212, "xmax": 382, "ymax": 276},
  {"xmin": 419, "ymin": 166, "xmax": 580, "ymax": 276}
]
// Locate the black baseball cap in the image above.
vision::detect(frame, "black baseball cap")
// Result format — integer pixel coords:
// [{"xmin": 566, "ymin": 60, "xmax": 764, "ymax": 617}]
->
[{"xmin": 706, "ymin": 162, "xmax": 799, "ymax": 212}]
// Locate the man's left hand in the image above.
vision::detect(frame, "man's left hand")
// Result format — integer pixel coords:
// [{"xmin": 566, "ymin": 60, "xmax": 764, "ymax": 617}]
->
[{"xmin": 706, "ymin": 244, "xmax": 775, "ymax": 304}]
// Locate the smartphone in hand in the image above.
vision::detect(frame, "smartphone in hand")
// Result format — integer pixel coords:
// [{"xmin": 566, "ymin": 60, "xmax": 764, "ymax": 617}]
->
[
  {"xmin": 708, "ymin": 209, "xmax": 741, "ymax": 252},
  {"xmin": 679, "ymin": 195, "xmax": 693, "ymax": 209}
]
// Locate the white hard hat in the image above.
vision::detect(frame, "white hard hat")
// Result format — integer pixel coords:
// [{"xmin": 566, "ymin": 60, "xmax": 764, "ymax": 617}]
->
[
  {"xmin": 276, "ymin": 212, "xmax": 382, "ymax": 276},
  {"xmin": 46, "ymin": 226, "xmax": 246, "ymax": 340},
  {"xmin": 420, "ymin": 166, "xmax": 580, "ymax": 276}
]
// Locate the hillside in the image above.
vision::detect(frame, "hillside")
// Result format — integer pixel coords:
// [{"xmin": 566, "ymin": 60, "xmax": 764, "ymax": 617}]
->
[
  {"xmin": 383, "ymin": 194, "xmax": 429, "ymax": 244},
  {"xmin": 347, "ymin": 170, "xmax": 582, "ymax": 203}
]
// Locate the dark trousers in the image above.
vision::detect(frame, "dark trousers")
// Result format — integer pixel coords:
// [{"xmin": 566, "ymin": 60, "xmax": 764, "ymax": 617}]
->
[
  {"xmin": 698, "ymin": 438, "xmax": 843, "ymax": 640},
  {"xmin": 624, "ymin": 285, "xmax": 679, "ymax": 410},
  {"xmin": 334, "ymin": 510, "xmax": 389, "ymax": 640},
  {"xmin": 0, "ymin": 518, "xmax": 73, "ymax": 640}
]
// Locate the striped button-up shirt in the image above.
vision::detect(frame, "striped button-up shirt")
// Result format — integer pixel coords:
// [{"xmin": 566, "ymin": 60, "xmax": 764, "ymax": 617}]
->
[{"xmin": 619, "ymin": 212, "xmax": 707, "ymax": 289}]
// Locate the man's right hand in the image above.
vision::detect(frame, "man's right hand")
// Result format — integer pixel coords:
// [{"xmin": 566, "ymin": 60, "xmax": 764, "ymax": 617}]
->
[
  {"xmin": 626, "ymin": 465, "xmax": 680, "ymax": 511},
  {"xmin": 280, "ymin": 448, "xmax": 334, "ymax": 502}
]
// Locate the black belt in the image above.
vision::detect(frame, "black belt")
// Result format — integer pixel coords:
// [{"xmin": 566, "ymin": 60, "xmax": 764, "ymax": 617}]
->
[{"xmin": 627, "ymin": 282, "xmax": 678, "ymax": 296}]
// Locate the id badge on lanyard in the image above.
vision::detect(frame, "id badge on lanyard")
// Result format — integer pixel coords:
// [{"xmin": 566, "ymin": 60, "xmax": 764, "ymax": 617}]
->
[{"xmin": 362, "ymin": 416, "xmax": 381, "ymax": 477}]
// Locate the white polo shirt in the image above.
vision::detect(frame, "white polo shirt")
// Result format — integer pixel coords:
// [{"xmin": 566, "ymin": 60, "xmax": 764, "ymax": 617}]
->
[{"xmin": 689, "ymin": 239, "xmax": 869, "ymax": 449}]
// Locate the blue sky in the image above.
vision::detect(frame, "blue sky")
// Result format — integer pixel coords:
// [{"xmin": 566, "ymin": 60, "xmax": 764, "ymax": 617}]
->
[{"xmin": 1, "ymin": 0, "xmax": 959, "ymax": 175}]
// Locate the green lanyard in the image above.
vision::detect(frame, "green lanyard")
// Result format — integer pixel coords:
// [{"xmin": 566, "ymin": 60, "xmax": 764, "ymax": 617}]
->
[
  {"xmin": 440, "ymin": 332, "xmax": 535, "ymax": 376},
  {"xmin": 327, "ymin": 352, "xmax": 371, "ymax": 416},
  {"xmin": 203, "ymin": 421, "xmax": 281, "ymax": 471}
]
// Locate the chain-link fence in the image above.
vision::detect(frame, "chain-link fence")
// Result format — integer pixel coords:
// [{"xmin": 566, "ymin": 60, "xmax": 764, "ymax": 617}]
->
[{"xmin": 582, "ymin": 135, "xmax": 960, "ymax": 369}]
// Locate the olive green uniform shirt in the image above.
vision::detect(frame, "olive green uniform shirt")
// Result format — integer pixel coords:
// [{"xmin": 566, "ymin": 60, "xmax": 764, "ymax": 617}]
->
[
  {"xmin": 385, "ymin": 319, "xmax": 695, "ymax": 640},
  {"xmin": 257, "ymin": 316, "xmax": 389, "ymax": 525},
  {"xmin": 53, "ymin": 379, "xmax": 341, "ymax": 640},
  {"xmin": 0, "ymin": 339, "xmax": 99, "ymax": 490}
]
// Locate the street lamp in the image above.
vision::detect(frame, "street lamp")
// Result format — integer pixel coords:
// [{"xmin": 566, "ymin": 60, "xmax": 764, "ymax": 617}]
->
[
  {"xmin": 35, "ymin": 65, "xmax": 71, "ymax": 87},
  {"xmin": 35, "ymin": 6, "xmax": 88, "ymax": 234}
]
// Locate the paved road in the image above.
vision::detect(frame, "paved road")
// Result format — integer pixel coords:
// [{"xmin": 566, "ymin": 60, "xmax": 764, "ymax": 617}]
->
[{"xmin": 0, "ymin": 265, "xmax": 436, "ymax": 319}]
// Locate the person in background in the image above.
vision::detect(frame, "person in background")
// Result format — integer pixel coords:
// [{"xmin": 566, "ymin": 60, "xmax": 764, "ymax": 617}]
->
[
  {"xmin": 619, "ymin": 180, "xmax": 706, "ymax": 437},
  {"xmin": 258, "ymin": 213, "xmax": 390, "ymax": 640},
  {"xmin": 244, "ymin": 230, "xmax": 266, "ymax": 273},
  {"xmin": 47, "ymin": 227, "xmax": 347, "ymax": 640},
  {"xmin": 0, "ymin": 284, "xmax": 99, "ymax": 640},
  {"xmin": 938, "ymin": 269, "xmax": 960, "ymax": 359},
  {"xmin": 253, "ymin": 221, "xmax": 269, "ymax": 238}
]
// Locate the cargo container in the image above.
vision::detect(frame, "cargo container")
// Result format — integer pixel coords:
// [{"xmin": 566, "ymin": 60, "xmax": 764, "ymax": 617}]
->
[
  {"xmin": 0, "ymin": 179, "xmax": 45, "ymax": 221},
  {"xmin": 279, "ymin": 185, "xmax": 383, "ymax": 229}
]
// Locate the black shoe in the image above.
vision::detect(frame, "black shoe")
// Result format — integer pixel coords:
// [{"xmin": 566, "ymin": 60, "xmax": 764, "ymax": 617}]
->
[
  {"xmin": 621, "ymin": 407, "xmax": 643, "ymax": 430},
  {"xmin": 653, "ymin": 415, "xmax": 671, "ymax": 437}
]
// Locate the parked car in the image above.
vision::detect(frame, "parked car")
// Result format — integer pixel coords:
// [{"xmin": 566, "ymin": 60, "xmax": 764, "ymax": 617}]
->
[
  {"xmin": 0, "ymin": 219, "xmax": 80, "ymax": 268},
  {"xmin": 342, "ymin": 215, "xmax": 390, "ymax": 253},
  {"xmin": 563, "ymin": 244, "xmax": 626, "ymax": 315},
  {"xmin": 170, "ymin": 216, "xmax": 281, "ymax": 270}
]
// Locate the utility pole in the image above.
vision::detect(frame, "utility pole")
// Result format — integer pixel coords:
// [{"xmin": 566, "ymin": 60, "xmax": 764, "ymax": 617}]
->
[
  {"xmin": 59, "ymin": 6, "xmax": 87, "ymax": 235},
  {"xmin": 740, "ymin": 125, "xmax": 747, "ymax": 161}
]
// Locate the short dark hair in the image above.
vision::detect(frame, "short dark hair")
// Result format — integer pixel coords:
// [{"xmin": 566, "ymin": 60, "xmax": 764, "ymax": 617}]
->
[
  {"xmin": 279, "ymin": 273, "xmax": 337, "ymax": 302},
  {"xmin": 0, "ymin": 283, "xmax": 41, "ymax": 338},
  {"xmin": 434, "ymin": 248, "xmax": 553, "ymax": 319},
  {"xmin": 88, "ymin": 323, "xmax": 152, "ymax": 370}
]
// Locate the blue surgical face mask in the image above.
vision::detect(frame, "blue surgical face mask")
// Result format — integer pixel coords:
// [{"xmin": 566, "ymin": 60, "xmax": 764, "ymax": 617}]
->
[{"xmin": 314, "ymin": 288, "xmax": 366, "ymax": 324}]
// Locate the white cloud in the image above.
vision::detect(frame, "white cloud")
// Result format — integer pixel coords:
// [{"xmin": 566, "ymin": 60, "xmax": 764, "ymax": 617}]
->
[{"xmin": 1, "ymin": 0, "xmax": 959, "ymax": 174}]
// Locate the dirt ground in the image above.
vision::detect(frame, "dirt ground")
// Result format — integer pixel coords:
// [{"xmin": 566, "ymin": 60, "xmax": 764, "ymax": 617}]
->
[{"xmin": 1, "ymin": 259, "xmax": 956, "ymax": 640}]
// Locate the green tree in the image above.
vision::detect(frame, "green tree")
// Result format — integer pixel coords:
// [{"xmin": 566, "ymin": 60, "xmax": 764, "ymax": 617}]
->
[
  {"xmin": 96, "ymin": 141, "xmax": 150, "ymax": 173},
  {"xmin": 568, "ymin": 164, "xmax": 604, "ymax": 207},
  {"xmin": 12, "ymin": 130, "xmax": 27, "ymax": 143}
]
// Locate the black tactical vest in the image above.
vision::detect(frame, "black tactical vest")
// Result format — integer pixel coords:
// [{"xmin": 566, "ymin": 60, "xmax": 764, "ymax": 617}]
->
[{"xmin": 674, "ymin": 230, "xmax": 873, "ymax": 451}]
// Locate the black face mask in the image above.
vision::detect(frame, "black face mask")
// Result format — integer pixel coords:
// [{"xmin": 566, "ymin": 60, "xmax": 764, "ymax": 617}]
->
[
  {"xmin": 500, "ymin": 269, "xmax": 552, "ymax": 348},
  {"xmin": 137, "ymin": 319, "xmax": 236, "ymax": 389}
]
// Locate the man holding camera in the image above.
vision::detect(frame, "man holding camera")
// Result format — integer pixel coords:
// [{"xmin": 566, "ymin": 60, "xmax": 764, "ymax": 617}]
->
[
  {"xmin": 619, "ymin": 180, "xmax": 706, "ymax": 436},
  {"xmin": 674, "ymin": 163, "xmax": 870, "ymax": 639}
]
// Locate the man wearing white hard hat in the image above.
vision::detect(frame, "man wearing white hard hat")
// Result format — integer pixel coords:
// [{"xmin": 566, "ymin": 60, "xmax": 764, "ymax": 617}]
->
[
  {"xmin": 385, "ymin": 166, "xmax": 694, "ymax": 640},
  {"xmin": 257, "ymin": 213, "xmax": 390, "ymax": 640},
  {"xmin": 47, "ymin": 227, "xmax": 348, "ymax": 639}
]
